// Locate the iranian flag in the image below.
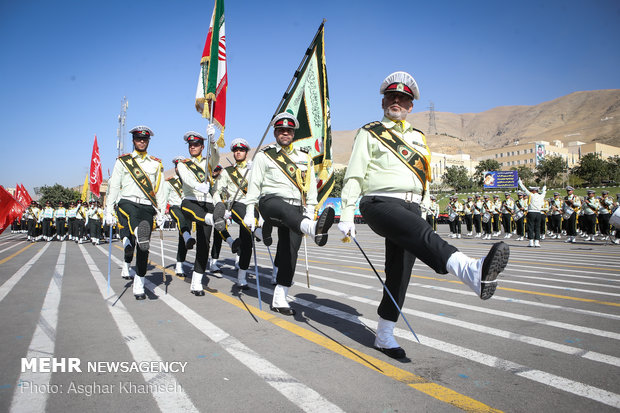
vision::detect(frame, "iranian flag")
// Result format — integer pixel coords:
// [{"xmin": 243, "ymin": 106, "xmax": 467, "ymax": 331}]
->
[
  {"xmin": 195, "ymin": 0, "xmax": 227, "ymax": 147},
  {"xmin": 89, "ymin": 135, "xmax": 103, "ymax": 198}
]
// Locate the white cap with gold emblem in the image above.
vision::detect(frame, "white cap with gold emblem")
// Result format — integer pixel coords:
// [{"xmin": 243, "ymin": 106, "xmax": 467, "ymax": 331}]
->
[
  {"xmin": 379, "ymin": 71, "xmax": 420, "ymax": 100},
  {"xmin": 271, "ymin": 112, "xmax": 299, "ymax": 129}
]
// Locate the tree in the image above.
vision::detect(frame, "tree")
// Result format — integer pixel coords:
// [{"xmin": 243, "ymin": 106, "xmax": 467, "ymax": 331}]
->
[
  {"xmin": 329, "ymin": 168, "xmax": 347, "ymax": 197},
  {"xmin": 512, "ymin": 166, "xmax": 535, "ymax": 186},
  {"xmin": 535, "ymin": 155, "xmax": 565, "ymax": 185},
  {"xmin": 39, "ymin": 184, "xmax": 81, "ymax": 206},
  {"xmin": 606, "ymin": 156, "xmax": 620, "ymax": 184},
  {"xmin": 474, "ymin": 159, "xmax": 501, "ymax": 186},
  {"xmin": 572, "ymin": 153, "xmax": 609, "ymax": 185},
  {"xmin": 442, "ymin": 166, "xmax": 473, "ymax": 192}
]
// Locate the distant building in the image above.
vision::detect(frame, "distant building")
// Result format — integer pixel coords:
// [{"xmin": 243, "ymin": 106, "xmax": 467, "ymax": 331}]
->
[
  {"xmin": 430, "ymin": 152, "xmax": 479, "ymax": 183},
  {"xmin": 476, "ymin": 140, "xmax": 620, "ymax": 170}
]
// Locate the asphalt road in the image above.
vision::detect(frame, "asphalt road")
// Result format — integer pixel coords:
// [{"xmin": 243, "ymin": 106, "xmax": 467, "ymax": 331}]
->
[{"xmin": 1, "ymin": 225, "xmax": 619, "ymax": 412}]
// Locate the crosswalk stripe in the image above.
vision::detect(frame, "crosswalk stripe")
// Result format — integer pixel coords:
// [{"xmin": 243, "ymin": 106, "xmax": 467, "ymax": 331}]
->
[{"xmin": 0, "ymin": 244, "xmax": 50, "ymax": 303}]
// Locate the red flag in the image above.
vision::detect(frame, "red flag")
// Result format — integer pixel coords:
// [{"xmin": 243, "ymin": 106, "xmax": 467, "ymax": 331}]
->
[
  {"xmin": 0, "ymin": 186, "xmax": 23, "ymax": 235},
  {"xmin": 89, "ymin": 135, "xmax": 103, "ymax": 197},
  {"xmin": 14, "ymin": 184, "xmax": 27, "ymax": 208},
  {"xmin": 21, "ymin": 184, "xmax": 32, "ymax": 205}
]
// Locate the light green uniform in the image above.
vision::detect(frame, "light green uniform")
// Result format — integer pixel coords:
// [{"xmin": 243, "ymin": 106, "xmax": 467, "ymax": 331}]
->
[
  {"xmin": 176, "ymin": 147, "xmax": 219, "ymax": 203},
  {"xmin": 340, "ymin": 117, "xmax": 430, "ymax": 222},
  {"xmin": 215, "ymin": 161, "xmax": 251, "ymax": 205}
]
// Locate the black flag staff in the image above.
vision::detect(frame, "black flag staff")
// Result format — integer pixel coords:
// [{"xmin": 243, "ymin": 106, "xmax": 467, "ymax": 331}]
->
[{"xmin": 350, "ymin": 236, "xmax": 420, "ymax": 343}]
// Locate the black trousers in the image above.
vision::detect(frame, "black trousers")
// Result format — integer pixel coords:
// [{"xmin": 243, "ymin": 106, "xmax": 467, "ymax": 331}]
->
[
  {"xmin": 550, "ymin": 215, "xmax": 562, "ymax": 234},
  {"xmin": 27, "ymin": 219, "xmax": 37, "ymax": 238},
  {"xmin": 75, "ymin": 219, "xmax": 85, "ymax": 239},
  {"xmin": 55, "ymin": 218, "xmax": 66, "ymax": 237},
  {"xmin": 117, "ymin": 199, "xmax": 156, "ymax": 276},
  {"xmin": 482, "ymin": 216, "xmax": 492, "ymax": 234},
  {"xmin": 42, "ymin": 218, "xmax": 53, "ymax": 237},
  {"xmin": 89, "ymin": 219, "xmax": 102, "ymax": 241},
  {"xmin": 169, "ymin": 205, "xmax": 189, "ymax": 263},
  {"xmin": 181, "ymin": 199, "xmax": 214, "ymax": 275},
  {"xmin": 502, "ymin": 213, "xmax": 512, "ymax": 233},
  {"xmin": 516, "ymin": 217, "xmax": 525, "ymax": 236},
  {"xmin": 426, "ymin": 215, "xmax": 435, "ymax": 231},
  {"xmin": 565, "ymin": 213, "xmax": 577, "ymax": 236},
  {"xmin": 526, "ymin": 212, "xmax": 542, "ymax": 241},
  {"xmin": 473, "ymin": 214, "xmax": 482, "ymax": 234},
  {"xmin": 450, "ymin": 217, "xmax": 461, "ymax": 234},
  {"xmin": 360, "ymin": 196, "xmax": 458, "ymax": 322},
  {"xmin": 258, "ymin": 195, "xmax": 305, "ymax": 287},
  {"xmin": 230, "ymin": 202, "xmax": 254, "ymax": 271},
  {"xmin": 583, "ymin": 214, "xmax": 596, "ymax": 235},
  {"xmin": 540, "ymin": 214, "xmax": 547, "ymax": 234},
  {"xmin": 67, "ymin": 218, "xmax": 75, "ymax": 237},
  {"xmin": 599, "ymin": 213, "xmax": 611, "ymax": 236},
  {"xmin": 492, "ymin": 214, "xmax": 500, "ymax": 232},
  {"xmin": 464, "ymin": 214, "xmax": 473, "ymax": 232}
]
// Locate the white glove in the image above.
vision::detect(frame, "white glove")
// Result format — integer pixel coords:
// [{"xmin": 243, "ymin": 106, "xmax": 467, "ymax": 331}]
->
[
  {"xmin": 206, "ymin": 124, "xmax": 216, "ymax": 144},
  {"xmin": 338, "ymin": 221, "xmax": 356, "ymax": 238},
  {"xmin": 223, "ymin": 210, "xmax": 232, "ymax": 220},
  {"xmin": 243, "ymin": 209, "xmax": 256, "ymax": 232},
  {"xmin": 104, "ymin": 212, "xmax": 116, "ymax": 226},
  {"xmin": 156, "ymin": 213, "xmax": 165, "ymax": 228},
  {"xmin": 304, "ymin": 206, "xmax": 315, "ymax": 219},
  {"xmin": 195, "ymin": 182, "xmax": 211, "ymax": 194}
]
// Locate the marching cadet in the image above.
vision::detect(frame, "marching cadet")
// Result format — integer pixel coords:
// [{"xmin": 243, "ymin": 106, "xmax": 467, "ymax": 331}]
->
[
  {"xmin": 514, "ymin": 192, "xmax": 527, "ymax": 241},
  {"xmin": 540, "ymin": 197, "xmax": 549, "ymax": 240},
  {"xmin": 518, "ymin": 179, "xmax": 546, "ymax": 247},
  {"xmin": 214, "ymin": 138, "xmax": 259, "ymax": 289},
  {"xmin": 40, "ymin": 201, "xmax": 55, "ymax": 241},
  {"xmin": 86, "ymin": 200, "xmax": 103, "ymax": 244},
  {"xmin": 208, "ymin": 165, "xmax": 236, "ymax": 275},
  {"xmin": 481, "ymin": 194, "xmax": 493, "ymax": 240},
  {"xmin": 74, "ymin": 200, "xmax": 87, "ymax": 243},
  {"xmin": 425, "ymin": 195, "xmax": 438, "ymax": 232},
  {"xmin": 338, "ymin": 71, "xmax": 509, "ymax": 359},
  {"xmin": 598, "ymin": 190, "xmax": 613, "ymax": 240},
  {"xmin": 492, "ymin": 194, "xmax": 502, "ymax": 237},
  {"xmin": 581, "ymin": 190, "xmax": 600, "ymax": 241},
  {"xmin": 500, "ymin": 192, "xmax": 514, "ymax": 239},
  {"xmin": 177, "ymin": 128, "xmax": 222, "ymax": 296},
  {"xmin": 66, "ymin": 201, "xmax": 76, "ymax": 240},
  {"xmin": 54, "ymin": 201, "xmax": 67, "ymax": 241},
  {"xmin": 473, "ymin": 194, "xmax": 483, "ymax": 238},
  {"xmin": 463, "ymin": 195, "xmax": 474, "ymax": 236},
  {"xmin": 105, "ymin": 125, "xmax": 166, "ymax": 300},
  {"xmin": 563, "ymin": 186, "xmax": 580, "ymax": 243},
  {"xmin": 164, "ymin": 156, "xmax": 196, "ymax": 277},
  {"xmin": 26, "ymin": 200, "xmax": 40, "ymax": 242},
  {"xmin": 549, "ymin": 192, "xmax": 563, "ymax": 239},
  {"xmin": 244, "ymin": 113, "xmax": 335, "ymax": 315}
]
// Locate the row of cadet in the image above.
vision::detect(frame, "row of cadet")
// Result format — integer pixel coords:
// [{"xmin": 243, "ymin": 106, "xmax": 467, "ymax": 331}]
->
[
  {"xmin": 11, "ymin": 199, "xmax": 120, "ymax": 244},
  {"xmin": 423, "ymin": 184, "xmax": 620, "ymax": 246}
]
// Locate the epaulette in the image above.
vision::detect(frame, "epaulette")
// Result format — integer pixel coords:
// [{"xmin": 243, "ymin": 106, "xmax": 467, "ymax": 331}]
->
[
  {"xmin": 150, "ymin": 155, "xmax": 162, "ymax": 163},
  {"xmin": 261, "ymin": 144, "xmax": 276, "ymax": 152},
  {"xmin": 298, "ymin": 147, "xmax": 310, "ymax": 154},
  {"xmin": 362, "ymin": 121, "xmax": 381, "ymax": 130},
  {"xmin": 119, "ymin": 153, "xmax": 130, "ymax": 158}
]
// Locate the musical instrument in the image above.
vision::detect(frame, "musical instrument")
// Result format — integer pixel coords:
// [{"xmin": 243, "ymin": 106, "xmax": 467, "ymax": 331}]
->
[
  {"xmin": 482, "ymin": 212, "xmax": 492, "ymax": 223},
  {"xmin": 563, "ymin": 207, "xmax": 574, "ymax": 220},
  {"xmin": 448, "ymin": 210, "xmax": 457, "ymax": 222}
]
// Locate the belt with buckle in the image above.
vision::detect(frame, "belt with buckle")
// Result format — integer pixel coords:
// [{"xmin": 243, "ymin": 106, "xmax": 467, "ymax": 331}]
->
[
  {"xmin": 121, "ymin": 196, "xmax": 152, "ymax": 206},
  {"xmin": 367, "ymin": 192, "xmax": 422, "ymax": 203}
]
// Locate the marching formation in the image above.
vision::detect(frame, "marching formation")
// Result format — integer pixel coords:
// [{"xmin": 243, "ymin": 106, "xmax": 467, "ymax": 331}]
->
[{"xmin": 435, "ymin": 185, "xmax": 620, "ymax": 246}]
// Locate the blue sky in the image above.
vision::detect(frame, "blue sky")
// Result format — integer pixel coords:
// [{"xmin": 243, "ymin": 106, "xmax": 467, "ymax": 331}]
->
[{"xmin": 1, "ymin": 0, "xmax": 619, "ymax": 195}]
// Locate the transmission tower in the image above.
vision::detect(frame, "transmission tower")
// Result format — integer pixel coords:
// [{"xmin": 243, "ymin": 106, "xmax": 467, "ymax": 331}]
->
[
  {"xmin": 116, "ymin": 97, "xmax": 129, "ymax": 157},
  {"xmin": 428, "ymin": 101, "xmax": 437, "ymax": 135}
]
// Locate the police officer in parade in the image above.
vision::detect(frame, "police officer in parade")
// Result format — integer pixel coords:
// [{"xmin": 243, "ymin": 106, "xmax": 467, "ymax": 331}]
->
[
  {"xmin": 518, "ymin": 178, "xmax": 546, "ymax": 247},
  {"xmin": 598, "ymin": 190, "xmax": 613, "ymax": 241},
  {"xmin": 54, "ymin": 201, "xmax": 67, "ymax": 241},
  {"xmin": 244, "ymin": 113, "xmax": 335, "ymax": 315},
  {"xmin": 176, "ymin": 128, "xmax": 222, "ymax": 296},
  {"xmin": 425, "ymin": 195, "xmax": 438, "ymax": 232},
  {"xmin": 500, "ymin": 192, "xmax": 514, "ymax": 239},
  {"xmin": 40, "ymin": 201, "xmax": 55, "ymax": 241},
  {"xmin": 563, "ymin": 186, "xmax": 580, "ymax": 243},
  {"xmin": 26, "ymin": 200, "xmax": 40, "ymax": 242},
  {"xmin": 581, "ymin": 190, "xmax": 600, "ymax": 241},
  {"xmin": 338, "ymin": 71, "xmax": 509, "ymax": 359},
  {"xmin": 514, "ymin": 191, "xmax": 527, "ymax": 241},
  {"xmin": 463, "ymin": 195, "xmax": 474, "ymax": 236},
  {"xmin": 163, "ymin": 156, "xmax": 195, "ymax": 277},
  {"xmin": 105, "ymin": 126, "xmax": 166, "ymax": 300},
  {"xmin": 549, "ymin": 192, "xmax": 563, "ymax": 239}
]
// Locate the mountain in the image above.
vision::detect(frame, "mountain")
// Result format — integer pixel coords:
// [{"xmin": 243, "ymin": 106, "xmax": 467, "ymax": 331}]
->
[{"xmin": 332, "ymin": 89, "xmax": 620, "ymax": 164}]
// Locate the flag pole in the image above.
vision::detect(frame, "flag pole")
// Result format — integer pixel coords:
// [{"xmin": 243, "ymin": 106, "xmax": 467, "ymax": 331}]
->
[{"xmin": 225, "ymin": 20, "xmax": 327, "ymax": 210}]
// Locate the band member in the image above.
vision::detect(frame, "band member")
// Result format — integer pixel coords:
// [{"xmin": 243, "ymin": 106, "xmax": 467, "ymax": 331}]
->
[
  {"xmin": 481, "ymin": 195, "xmax": 494, "ymax": 240},
  {"xmin": 549, "ymin": 192, "xmax": 563, "ymax": 238},
  {"xmin": 473, "ymin": 194, "xmax": 483, "ymax": 238},
  {"xmin": 244, "ymin": 113, "xmax": 335, "ymax": 315},
  {"xmin": 177, "ymin": 128, "xmax": 222, "ymax": 296},
  {"xmin": 105, "ymin": 125, "xmax": 166, "ymax": 300},
  {"xmin": 425, "ymin": 195, "xmax": 439, "ymax": 232},
  {"xmin": 514, "ymin": 192, "xmax": 527, "ymax": 241},
  {"xmin": 447, "ymin": 195, "xmax": 463, "ymax": 238},
  {"xmin": 66, "ymin": 201, "xmax": 77, "ymax": 240},
  {"xmin": 463, "ymin": 196, "xmax": 474, "ymax": 236},
  {"xmin": 214, "ymin": 138, "xmax": 257, "ymax": 289},
  {"xmin": 163, "ymin": 156, "xmax": 195, "ymax": 276},
  {"xmin": 86, "ymin": 200, "xmax": 104, "ymax": 245},
  {"xmin": 337, "ymin": 71, "xmax": 509, "ymax": 359},
  {"xmin": 518, "ymin": 179, "xmax": 546, "ymax": 247},
  {"xmin": 492, "ymin": 194, "xmax": 501, "ymax": 236},
  {"xmin": 500, "ymin": 192, "xmax": 514, "ymax": 239},
  {"xmin": 26, "ymin": 201, "xmax": 40, "ymax": 242},
  {"xmin": 40, "ymin": 201, "xmax": 55, "ymax": 241},
  {"xmin": 540, "ymin": 197, "xmax": 549, "ymax": 240},
  {"xmin": 563, "ymin": 186, "xmax": 580, "ymax": 243},
  {"xmin": 54, "ymin": 201, "xmax": 67, "ymax": 241},
  {"xmin": 598, "ymin": 190, "xmax": 613, "ymax": 240},
  {"xmin": 581, "ymin": 190, "xmax": 600, "ymax": 241}
]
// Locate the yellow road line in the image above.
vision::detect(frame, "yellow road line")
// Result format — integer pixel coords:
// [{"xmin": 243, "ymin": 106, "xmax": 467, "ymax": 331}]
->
[
  {"xmin": 117, "ymin": 246, "xmax": 501, "ymax": 413},
  {"xmin": 0, "ymin": 243, "xmax": 35, "ymax": 265},
  {"xmin": 510, "ymin": 260, "xmax": 620, "ymax": 272}
]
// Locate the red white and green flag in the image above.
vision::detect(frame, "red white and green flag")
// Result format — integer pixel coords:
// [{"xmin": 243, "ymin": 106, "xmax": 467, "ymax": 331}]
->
[{"xmin": 195, "ymin": 0, "xmax": 227, "ymax": 148}]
